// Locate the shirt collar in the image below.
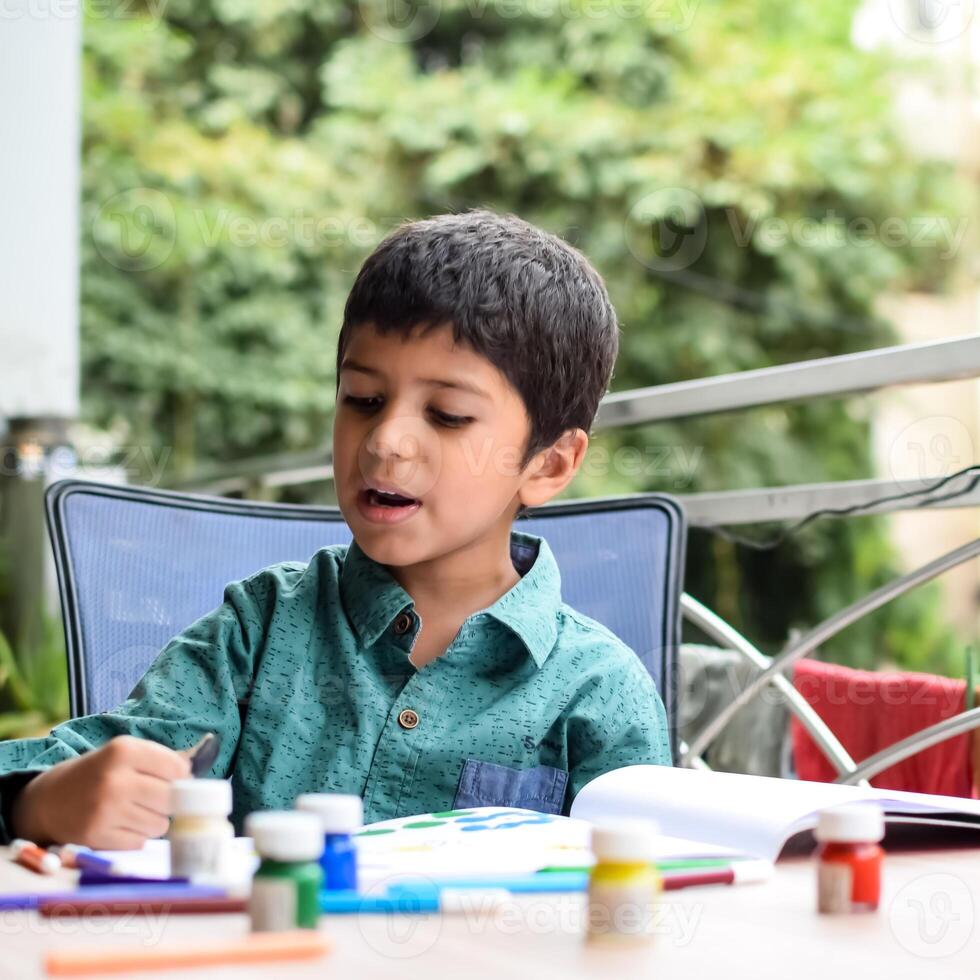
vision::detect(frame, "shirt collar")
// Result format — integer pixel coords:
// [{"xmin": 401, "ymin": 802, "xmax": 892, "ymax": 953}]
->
[{"xmin": 338, "ymin": 530, "xmax": 562, "ymax": 669}]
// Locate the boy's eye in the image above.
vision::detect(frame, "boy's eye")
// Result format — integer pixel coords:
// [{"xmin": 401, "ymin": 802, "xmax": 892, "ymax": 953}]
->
[
  {"xmin": 429, "ymin": 408, "xmax": 473, "ymax": 428},
  {"xmin": 344, "ymin": 395, "xmax": 473, "ymax": 428},
  {"xmin": 342, "ymin": 394, "xmax": 383, "ymax": 413}
]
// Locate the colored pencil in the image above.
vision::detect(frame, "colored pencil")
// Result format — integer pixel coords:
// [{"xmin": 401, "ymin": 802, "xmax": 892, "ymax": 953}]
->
[
  {"xmin": 663, "ymin": 860, "xmax": 772, "ymax": 890},
  {"xmin": 78, "ymin": 871, "xmax": 190, "ymax": 888},
  {"xmin": 40, "ymin": 896, "xmax": 247, "ymax": 916},
  {"xmin": 0, "ymin": 883, "xmax": 226, "ymax": 911},
  {"xmin": 44, "ymin": 930, "xmax": 330, "ymax": 976},
  {"xmin": 536, "ymin": 858, "xmax": 735, "ymax": 874}
]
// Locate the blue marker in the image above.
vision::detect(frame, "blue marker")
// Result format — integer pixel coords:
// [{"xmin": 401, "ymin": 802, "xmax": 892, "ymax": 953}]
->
[
  {"xmin": 296, "ymin": 792, "xmax": 363, "ymax": 891},
  {"xmin": 320, "ymin": 883, "xmax": 511, "ymax": 914},
  {"xmin": 387, "ymin": 872, "xmax": 589, "ymax": 893}
]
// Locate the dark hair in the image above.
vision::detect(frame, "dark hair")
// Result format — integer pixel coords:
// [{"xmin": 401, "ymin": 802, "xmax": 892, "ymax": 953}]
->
[{"xmin": 338, "ymin": 209, "xmax": 619, "ymax": 466}]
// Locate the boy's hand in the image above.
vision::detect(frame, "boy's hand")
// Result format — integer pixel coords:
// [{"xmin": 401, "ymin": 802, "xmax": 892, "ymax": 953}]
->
[{"xmin": 10, "ymin": 736, "xmax": 192, "ymax": 849}]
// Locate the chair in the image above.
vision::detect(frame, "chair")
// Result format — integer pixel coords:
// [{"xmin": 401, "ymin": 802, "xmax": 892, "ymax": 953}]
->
[{"xmin": 44, "ymin": 479, "xmax": 686, "ymax": 756}]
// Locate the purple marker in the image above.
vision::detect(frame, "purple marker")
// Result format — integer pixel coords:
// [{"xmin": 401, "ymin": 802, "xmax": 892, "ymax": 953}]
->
[{"xmin": 0, "ymin": 882, "xmax": 226, "ymax": 911}]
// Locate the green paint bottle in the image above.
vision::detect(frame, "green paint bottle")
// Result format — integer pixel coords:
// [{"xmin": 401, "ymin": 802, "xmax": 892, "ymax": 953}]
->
[{"xmin": 245, "ymin": 811, "xmax": 324, "ymax": 932}]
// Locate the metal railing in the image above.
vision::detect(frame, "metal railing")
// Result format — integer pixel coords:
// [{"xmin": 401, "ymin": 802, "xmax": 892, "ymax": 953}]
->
[{"xmin": 160, "ymin": 335, "xmax": 980, "ymax": 527}]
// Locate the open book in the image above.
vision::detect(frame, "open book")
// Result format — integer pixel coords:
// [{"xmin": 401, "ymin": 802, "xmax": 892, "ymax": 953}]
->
[
  {"xmin": 571, "ymin": 765, "xmax": 980, "ymax": 862},
  {"xmin": 352, "ymin": 766, "xmax": 980, "ymax": 883}
]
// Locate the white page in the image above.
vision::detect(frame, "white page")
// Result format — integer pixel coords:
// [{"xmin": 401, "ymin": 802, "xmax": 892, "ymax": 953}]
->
[
  {"xmin": 569, "ymin": 766, "xmax": 980, "ymax": 862},
  {"xmin": 353, "ymin": 805, "xmax": 746, "ymax": 884}
]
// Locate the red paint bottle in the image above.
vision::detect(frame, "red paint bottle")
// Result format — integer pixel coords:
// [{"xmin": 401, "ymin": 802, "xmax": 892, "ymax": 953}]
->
[{"xmin": 815, "ymin": 804, "xmax": 884, "ymax": 914}]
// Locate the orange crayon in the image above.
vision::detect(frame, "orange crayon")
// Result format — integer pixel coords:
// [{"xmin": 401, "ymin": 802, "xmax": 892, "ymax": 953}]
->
[{"xmin": 44, "ymin": 930, "xmax": 331, "ymax": 976}]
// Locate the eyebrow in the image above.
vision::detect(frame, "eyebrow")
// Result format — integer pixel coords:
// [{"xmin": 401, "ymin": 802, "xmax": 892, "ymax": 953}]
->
[{"xmin": 339, "ymin": 359, "xmax": 491, "ymax": 399}]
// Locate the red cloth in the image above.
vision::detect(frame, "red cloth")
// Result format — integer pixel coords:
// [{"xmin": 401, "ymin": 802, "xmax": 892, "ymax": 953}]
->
[{"xmin": 792, "ymin": 658, "xmax": 973, "ymax": 797}]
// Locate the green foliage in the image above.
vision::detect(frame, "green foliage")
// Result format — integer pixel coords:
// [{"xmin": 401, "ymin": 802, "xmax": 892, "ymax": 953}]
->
[
  {"xmin": 0, "ymin": 619, "xmax": 69, "ymax": 739},
  {"xmin": 78, "ymin": 0, "xmax": 969, "ymax": 672}
]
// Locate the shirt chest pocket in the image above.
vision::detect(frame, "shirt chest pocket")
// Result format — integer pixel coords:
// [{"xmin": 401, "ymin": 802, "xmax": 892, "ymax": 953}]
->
[{"xmin": 452, "ymin": 758, "xmax": 569, "ymax": 815}]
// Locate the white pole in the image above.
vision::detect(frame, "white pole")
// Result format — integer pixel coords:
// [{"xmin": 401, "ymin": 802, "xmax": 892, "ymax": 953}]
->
[{"xmin": 0, "ymin": 0, "xmax": 81, "ymax": 424}]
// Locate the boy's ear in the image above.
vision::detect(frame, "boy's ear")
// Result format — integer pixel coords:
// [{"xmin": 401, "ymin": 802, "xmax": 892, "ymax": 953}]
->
[{"xmin": 518, "ymin": 429, "xmax": 589, "ymax": 509}]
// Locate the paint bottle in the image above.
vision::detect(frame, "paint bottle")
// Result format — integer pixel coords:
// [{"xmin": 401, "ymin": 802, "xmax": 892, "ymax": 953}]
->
[
  {"xmin": 585, "ymin": 818, "xmax": 662, "ymax": 943},
  {"xmin": 815, "ymin": 804, "xmax": 884, "ymax": 914},
  {"xmin": 168, "ymin": 779, "xmax": 234, "ymax": 880},
  {"xmin": 246, "ymin": 811, "xmax": 324, "ymax": 932},
  {"xmin": 295, "ymin": 793, "xmax": 363, "ymax": 891}
]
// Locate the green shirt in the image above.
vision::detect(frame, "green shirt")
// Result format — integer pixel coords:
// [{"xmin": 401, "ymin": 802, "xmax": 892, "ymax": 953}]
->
[{"xmin": 0, "ymin": 531, "xmax": 671, "ymax": 835}]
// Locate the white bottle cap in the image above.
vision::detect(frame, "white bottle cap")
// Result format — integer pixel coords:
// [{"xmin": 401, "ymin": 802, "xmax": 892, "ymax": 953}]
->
[
  {"xmin": 815, "ymin": 804, "xmax": 885, "ymax": 843},
  {"xmin": 245, "ymin": 811, "xmax": 324, "ymax": 862},
  {"xmin": 295, "ymin": 793, "xmax": 364, "ymax": 833},
  {"xmin": 170, "ymin": 778, "xmax": 233, "ymax": 818},
  {"xmin": 590, "ymin": 817, "xmax": 660, "ymax": 862}
]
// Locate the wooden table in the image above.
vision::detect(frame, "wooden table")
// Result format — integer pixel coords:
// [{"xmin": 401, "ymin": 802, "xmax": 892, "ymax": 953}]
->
[{"xmin": 2, "ymin": 845, "xmax": 978, "ymax": 979}]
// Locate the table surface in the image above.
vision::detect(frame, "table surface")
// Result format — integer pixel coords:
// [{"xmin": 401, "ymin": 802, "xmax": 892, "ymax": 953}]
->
[{"xmin": 2, "ymin": 844, "xmax": 979, "ymax": 979}]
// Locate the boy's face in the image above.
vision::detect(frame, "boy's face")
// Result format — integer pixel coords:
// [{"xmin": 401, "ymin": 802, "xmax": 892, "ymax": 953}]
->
[{"xmin": 333, "ymin": 322, "xmax": 541, "ymax": 569}]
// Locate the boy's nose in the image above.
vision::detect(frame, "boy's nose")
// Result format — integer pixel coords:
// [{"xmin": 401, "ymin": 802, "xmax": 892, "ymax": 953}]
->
[
  {"xmin": 363, "ymin": 414, "xmax": 424, "ymax": 462},
  {"xmin": 357, "ymin": 413, "xmax": 443, "ymax": 497}
]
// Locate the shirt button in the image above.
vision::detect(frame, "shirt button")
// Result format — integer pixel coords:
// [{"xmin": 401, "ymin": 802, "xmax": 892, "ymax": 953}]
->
[
  {"xmin": 393, "ymin": 612, "xmax": 414, "ymax": 636},
  {"xmin": 398, "ymin": 708, "xmax": 420, "ymax": 730}
]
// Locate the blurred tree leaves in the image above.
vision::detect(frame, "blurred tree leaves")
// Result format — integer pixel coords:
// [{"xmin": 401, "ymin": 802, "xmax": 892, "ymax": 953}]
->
[{"xmin": 79, "ymin": 0, "xmax": 969, "ymax": 671}]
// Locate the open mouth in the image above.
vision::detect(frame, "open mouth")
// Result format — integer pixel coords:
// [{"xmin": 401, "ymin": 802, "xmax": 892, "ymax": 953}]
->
[{"xmin": 363, "ymin": 487, "xmax": 419, "ymax": 508}]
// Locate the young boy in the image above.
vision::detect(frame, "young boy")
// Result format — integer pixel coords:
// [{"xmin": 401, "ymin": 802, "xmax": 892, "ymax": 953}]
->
[{"xmin": 0, "ymin": 210, "xmax": 672, "ymax": 849}]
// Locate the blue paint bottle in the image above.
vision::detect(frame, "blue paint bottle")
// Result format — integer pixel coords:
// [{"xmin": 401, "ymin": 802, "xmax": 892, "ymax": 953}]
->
[{"xmin": 296, "ymin": 793, "xmax": 363, "ymax": 891}]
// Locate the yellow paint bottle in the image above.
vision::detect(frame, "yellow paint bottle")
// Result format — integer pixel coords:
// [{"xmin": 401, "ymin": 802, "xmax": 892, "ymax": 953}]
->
[{"xmin": 586, "ymin": 818, "xmax": 662, "ymax": 943}]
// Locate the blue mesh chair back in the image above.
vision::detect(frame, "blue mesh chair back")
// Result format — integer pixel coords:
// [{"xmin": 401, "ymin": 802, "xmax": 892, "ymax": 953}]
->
[{"xmin": 45, "ymin": 480, "xmax": 685, "ymax": 750}]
